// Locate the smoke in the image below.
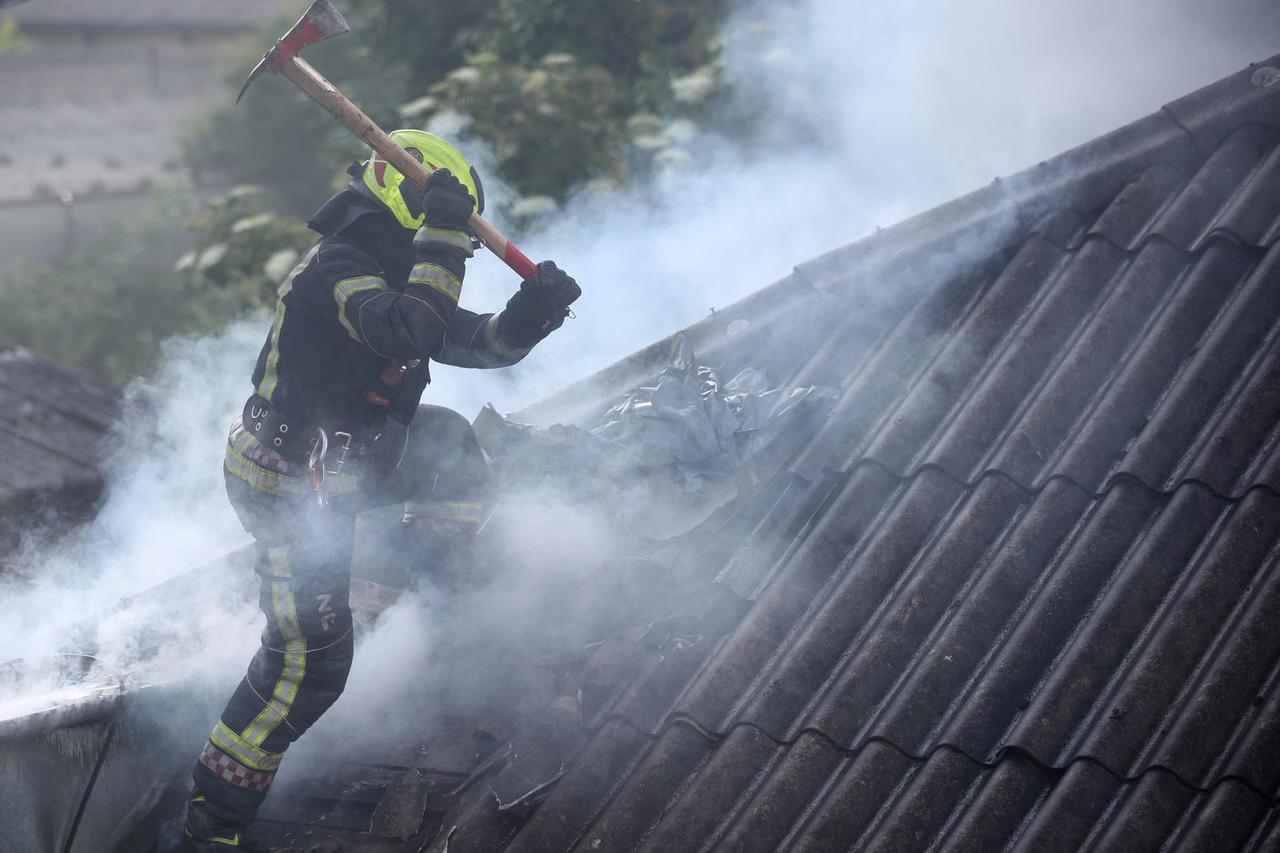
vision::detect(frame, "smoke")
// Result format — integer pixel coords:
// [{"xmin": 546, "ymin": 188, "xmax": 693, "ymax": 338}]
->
[
  {"xmin": 442, "ymin": 0, "xmax": 1280, "ymax": 415},
  {"xmin": 1, "ymin": 323, "xmax": 261, "ymax": 670},
  {"xmin": 278, "ymin": 481, "xmax": 650, "ymax": 771},
  {"xmin": 1, "ymin": 0, "xmax": 1276, "ymax": 834}
]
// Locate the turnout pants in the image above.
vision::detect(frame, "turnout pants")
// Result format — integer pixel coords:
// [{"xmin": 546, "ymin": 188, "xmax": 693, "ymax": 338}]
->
[{"xmin": 191, "ymin": 405, "xmax": 489, "ymax": 825}]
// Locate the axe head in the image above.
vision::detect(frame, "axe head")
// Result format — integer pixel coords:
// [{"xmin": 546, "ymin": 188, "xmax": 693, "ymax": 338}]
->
[{"xmin": 237, "ymin": 0, "xmax": 350, "ymax": 103}]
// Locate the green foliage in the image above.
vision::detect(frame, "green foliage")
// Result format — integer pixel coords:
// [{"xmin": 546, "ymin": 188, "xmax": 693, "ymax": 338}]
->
[
  {"xmin": 176, "ymin": 186, "xmax": 315, "ymax": 308},
  {"xmin": 406, "ymin": 0, "xmax": 732, "ymax": 202},
  {"xmin": 424, "ymin": 52, "xmax": 625, "ymax": 198},
  {"xmin": 0, "ymin": 184, "xmax": 317, "ymax": 384},
  {"xmin": 191, "ymin": 0, "xmax": 736, "ymax": 213},
  {"xmin": 189, "ymin": 18, "xmax": 412, "ymax": 215},
  {"xmin": 345, "ymin": 0, "xmax": 500, "ymax": 87},
  {"xmin": 0, "ymin": 191, "xmax": 250, "ymax": 384},
  {"xmin": 483, "ymin": 0, "xmax": 727, "ymax": 104},
  {"xmin": 0, "ymin": 0, "xmax": 749, "ymax": 385}
]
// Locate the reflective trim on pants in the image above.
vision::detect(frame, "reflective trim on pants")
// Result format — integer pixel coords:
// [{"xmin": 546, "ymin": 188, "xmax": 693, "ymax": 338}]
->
[
  {"xmin": 209, "ymin": 722, "xmax": 284, "ymax": 772},
  {"xmin": 241, "ymin": 548, "xmax": 307, "ymax": 747},
  {"xmin": 406, "ymin": 499, "xmax": 485, "ymax": 526}
]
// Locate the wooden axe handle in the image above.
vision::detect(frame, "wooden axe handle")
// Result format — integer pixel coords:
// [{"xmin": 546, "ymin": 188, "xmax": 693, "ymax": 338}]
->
[{"xmin": 277, "ymin": 56, "xmax": 539, "ymax": 281}]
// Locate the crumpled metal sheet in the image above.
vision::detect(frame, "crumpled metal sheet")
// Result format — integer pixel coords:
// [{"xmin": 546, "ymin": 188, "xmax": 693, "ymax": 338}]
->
[
  {"xmin": 472, "ymin": 403, "xmax": 641, "ymax": 486},
  {"xmin": 589, "ymin": 337, "xmax": 839, "ymax": 483},
  {"xmin": 476, "ymin": 337, "xmax": 837, "ymax": 491}
]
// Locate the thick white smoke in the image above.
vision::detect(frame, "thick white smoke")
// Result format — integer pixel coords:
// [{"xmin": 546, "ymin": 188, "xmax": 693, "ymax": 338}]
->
[
  {"xmin": 0, "ymin": 323, "xmax": 261, "ymax": 669},
  {"xmin": 446, "ymin": 0, "xmax": 1280, "ymax": 415},
  {"xmin": 1, "ymin": 0, "xmax": 1276, "ymax": 823}
]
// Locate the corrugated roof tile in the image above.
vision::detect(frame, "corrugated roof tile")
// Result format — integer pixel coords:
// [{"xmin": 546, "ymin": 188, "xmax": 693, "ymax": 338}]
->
[
  {"xmin": 1147, "ymin": 125, "xmax": 1280, "ymax": 249},
  {"xmin": 1162, "ymin": 57, "xmax": 1280, "ymax": 154},
  {"xmin": 408, "ymin": 54, "xmax": 1280, "ymax": 853},
  {"xmin": 0, "ymin": 346, "xmax": 117, "ymax": 515}
]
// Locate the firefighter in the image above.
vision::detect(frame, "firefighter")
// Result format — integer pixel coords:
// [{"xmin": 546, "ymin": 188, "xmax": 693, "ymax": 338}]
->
[{"xmin": 181, "ymin": 130, "xmax": 580, "ymax": 850}]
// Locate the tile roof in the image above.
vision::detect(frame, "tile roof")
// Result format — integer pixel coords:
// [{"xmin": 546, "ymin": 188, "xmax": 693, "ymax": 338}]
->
[
  {"xmin": 430, "ymin": 54, "xmax": 1280, "ymax": 852},
  {"xmin": 0, "ymin": 345, "xmax": 118, "ymax": 543},
  {"xmin": 17, "ymin": 50, "xmax": 1280, "ymax": 853}
]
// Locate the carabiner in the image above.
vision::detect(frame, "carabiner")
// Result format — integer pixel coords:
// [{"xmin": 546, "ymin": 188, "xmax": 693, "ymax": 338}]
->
[{"xmin": 308, "ymin": 428, "xmax": 330, "ymax": 506}]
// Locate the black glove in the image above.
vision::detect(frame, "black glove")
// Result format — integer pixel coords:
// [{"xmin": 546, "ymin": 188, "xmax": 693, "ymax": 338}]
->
[
  {"xmin": 415, "ymin": 168, "xmax": 475, "ymax": 232},
  {"xmin": 498, "ymin": 260, "xmax": 582, "ymax": 347}
]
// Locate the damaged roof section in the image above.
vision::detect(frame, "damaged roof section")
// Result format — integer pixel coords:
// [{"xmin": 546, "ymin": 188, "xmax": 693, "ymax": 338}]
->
[{"xmin": 431, "ymin": 55, "xmax": 1280, "ymax": 852}]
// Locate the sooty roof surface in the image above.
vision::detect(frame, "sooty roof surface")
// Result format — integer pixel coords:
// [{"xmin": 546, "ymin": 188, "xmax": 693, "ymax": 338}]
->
[
  {"xmin": 429, "ymin": 55, "xmax": 1280, "ymax": 853},
  {"xmin": 225, "ymin": 55, "xmax": 1280, "ymax": 853},
  {"xmin": 0, "ymin": 346, "xmax": 117, "ymax": 516}
]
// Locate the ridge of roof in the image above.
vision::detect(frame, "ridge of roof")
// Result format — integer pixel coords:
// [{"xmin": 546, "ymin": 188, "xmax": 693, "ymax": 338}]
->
[{"xmin": 517, "ymin": 52, "xmax": 1280, "ymax": 430}]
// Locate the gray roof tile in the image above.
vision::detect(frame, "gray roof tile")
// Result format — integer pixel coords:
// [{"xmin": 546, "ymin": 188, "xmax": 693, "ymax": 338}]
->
[
  {"xmin": 112, "ymin": 51, "xmax": 1280, "ymax": 853},
  {"xmin": 447, "ymin": 51, "xmax": 1280, "ymax": 853},
  {"xmin": 0, "ymin": 345, "xmax": 118, "ymax": 515}
]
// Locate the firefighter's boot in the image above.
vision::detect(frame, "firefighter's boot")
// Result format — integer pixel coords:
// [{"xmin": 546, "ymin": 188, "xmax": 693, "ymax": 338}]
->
[{"xmin": 178, "ymin": 795, "xmax": 276, "ymax": 852}]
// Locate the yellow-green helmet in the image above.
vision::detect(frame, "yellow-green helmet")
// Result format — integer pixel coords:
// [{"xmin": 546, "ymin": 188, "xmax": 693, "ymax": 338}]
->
[{"xmin": 358, "ymin": 129, "xmax": 485, "ymax": 230}]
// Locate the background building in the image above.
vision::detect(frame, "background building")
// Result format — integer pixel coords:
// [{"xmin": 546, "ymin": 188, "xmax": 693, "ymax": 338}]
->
[{"xmin": 0, "ymin": 0, "xmax": 287, "ymax": 263}]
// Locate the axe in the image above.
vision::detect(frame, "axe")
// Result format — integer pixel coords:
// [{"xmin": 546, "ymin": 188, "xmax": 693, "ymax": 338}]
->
[{"xmin": 237, "ymin": 0, "xmax": 539, "ymax": 280}]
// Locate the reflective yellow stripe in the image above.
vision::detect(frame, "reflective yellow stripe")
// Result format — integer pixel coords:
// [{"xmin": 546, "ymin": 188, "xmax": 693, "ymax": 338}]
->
[
  {"xmin": 333, "ymin": 275, "xmax": 386, "ymax": 342},
  {"xmin": 483, "ymin": 312, "xmax": 532, "ymax": 362},
  {"xmin": 224, "ymin": 431, "xmax": 362, "ymax": 499},
  {"xmin": 222, "ymin": 461, "xmax": 361, "ymax": 499},
  {"xmin": 184, "ymin": 828, "xmax": 234, "ymax": 843},
  {"xmin": 414, "ymin": 226, "xmax": 475, "ymax": 256},
  {"xmin": 407, "ymin": 499, "xmax": 484, "ymax": 525},
  {"xmin": 242, "ymin": 548, "xmax": 307, "ymax": 747},
  {"xmin": 256, "ymin": 245, "xmax": 318, "ymax": 402},
  {"xmin": 408, "ymin": 262, "xmax": 463, "ymax": 304},
  {"xmin": 224, "ymin": 435, "xmax": 303, "ymax": 497},
  {"xmin": 440, "ymin": 500, "xmax": 484, "ymax": 524},
  {"xmin": 224, "ymin": 461, "xmax": 295, "ymax": 496},
  {"xmin": 210, "ymin": 721, "xmax": 284, "ymax": 772}
]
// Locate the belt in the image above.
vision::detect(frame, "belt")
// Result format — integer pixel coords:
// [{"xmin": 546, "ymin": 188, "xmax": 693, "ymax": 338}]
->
[
  {"xmin": 226, "ymin": 417, "xmax": 367, "ymax": 502},
  {"xmin": 241, "ymin": 396, "xmax": 375, "ymax": 458},
  {"xmin": 242, "ymin": 395, "xmax": 310, "ymax": 461}
]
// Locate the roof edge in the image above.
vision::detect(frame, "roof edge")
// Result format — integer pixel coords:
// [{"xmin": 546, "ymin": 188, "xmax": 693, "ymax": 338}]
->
[{"xmin": 1163, "ymin": 53, "xmax": 1280, "ymax": 154}]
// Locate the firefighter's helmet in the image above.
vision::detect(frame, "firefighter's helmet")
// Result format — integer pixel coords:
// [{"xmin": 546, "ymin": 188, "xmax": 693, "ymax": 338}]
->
[{"xmin": 355, "ymin": 129, "xmax": 484, "ymax": 230}]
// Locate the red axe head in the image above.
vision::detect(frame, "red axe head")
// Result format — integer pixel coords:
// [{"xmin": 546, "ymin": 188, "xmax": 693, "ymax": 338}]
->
[{"xmin": 236, "ymin": 0, "xmax": 350, "ymax": 103}]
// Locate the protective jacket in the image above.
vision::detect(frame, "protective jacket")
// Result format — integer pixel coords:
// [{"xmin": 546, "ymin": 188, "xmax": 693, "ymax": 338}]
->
[{"xmin": 242, "ymin": 189, "xmax": 532, "ymax": 460}]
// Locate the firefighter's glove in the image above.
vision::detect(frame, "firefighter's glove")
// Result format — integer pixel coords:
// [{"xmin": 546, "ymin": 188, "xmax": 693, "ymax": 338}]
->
[
  {"xmin": 412, "ymin": 169, "xmax": 477, "ymax": 282},
  {"xmin": 422, "ymin": 168, "xmax": 475, "ymax": 233},
  {"xmin": 498, "ymin": 261, "xmax": 582, "ymax": 347}
]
